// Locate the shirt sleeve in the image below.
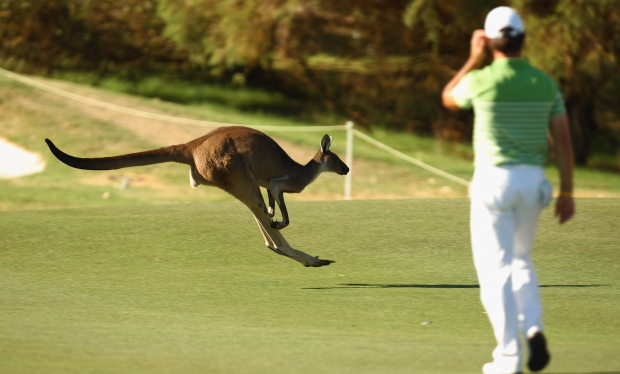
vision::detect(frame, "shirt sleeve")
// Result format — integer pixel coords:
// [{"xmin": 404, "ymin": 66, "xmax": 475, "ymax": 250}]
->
[
  {"xmin": 550, "ymin": 90, "xmax": 566, "ymax": 117},
  {"xmin": 450, "ymin": 72, "xmax": 476, "ymax": 109}
]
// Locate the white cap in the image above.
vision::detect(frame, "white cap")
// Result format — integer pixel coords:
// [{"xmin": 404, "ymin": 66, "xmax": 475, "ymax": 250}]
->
[{"xmin": 484, "ymin": 6, "xmax": 524, "ymax": 39}]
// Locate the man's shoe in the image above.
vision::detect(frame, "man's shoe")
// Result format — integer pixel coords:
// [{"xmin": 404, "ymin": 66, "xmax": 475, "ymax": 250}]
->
[
  {"xmin": 482, "ymin": 362, "xmax": 522, "ymax": 374},
  {"xmin": 528, "ymin": 332, "xmax": 550, "ymax": 372}
]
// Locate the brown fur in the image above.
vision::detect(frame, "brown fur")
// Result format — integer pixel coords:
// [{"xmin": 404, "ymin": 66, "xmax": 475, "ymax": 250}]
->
[{"xmin": 45, "ymin": 126, "xmax": 349, "ymax": 267}]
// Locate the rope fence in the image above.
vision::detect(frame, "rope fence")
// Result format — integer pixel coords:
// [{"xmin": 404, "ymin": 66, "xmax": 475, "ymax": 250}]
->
[{"xmin": 0, "ymin": 66, "xmax": 471, "ymax": 199}]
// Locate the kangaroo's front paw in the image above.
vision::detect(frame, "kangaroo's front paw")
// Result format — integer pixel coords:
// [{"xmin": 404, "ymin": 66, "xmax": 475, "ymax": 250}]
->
[{"xmin": 270, "ymin": 220, "xmax": 288, "ymax": 230}]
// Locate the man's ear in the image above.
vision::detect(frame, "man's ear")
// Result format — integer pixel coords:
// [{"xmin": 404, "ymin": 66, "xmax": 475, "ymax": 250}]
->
[{"xmin": 320, "ymin": 134, "xmax": 332, "ymax": 152}]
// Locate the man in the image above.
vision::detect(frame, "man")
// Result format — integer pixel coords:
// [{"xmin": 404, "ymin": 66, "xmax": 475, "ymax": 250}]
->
[{"xmin": 441, "ymin": 6, "xmax": 575, "ymax": 374}]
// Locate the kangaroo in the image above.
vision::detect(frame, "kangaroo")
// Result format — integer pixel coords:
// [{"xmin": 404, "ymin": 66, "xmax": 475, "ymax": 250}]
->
[{"xmin": 45, "ymin": 126, "xmax": 349, "ymax": 267}]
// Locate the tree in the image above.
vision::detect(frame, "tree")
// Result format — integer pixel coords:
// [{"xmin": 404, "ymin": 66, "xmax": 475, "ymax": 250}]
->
[
  {"xmin": 158, "ymin": 0, "xmax": 497, "ymax": 133},
  {"xmin": 0, "ymin": 0, "xmax": 186, "ymax": 79},
  {"xmin": 510, "ymin": 0, "xmax": 620, "ymax": 164},
  {"xmin": 3, "ymin": 0, "xmax": 618, "ymax": 165}
]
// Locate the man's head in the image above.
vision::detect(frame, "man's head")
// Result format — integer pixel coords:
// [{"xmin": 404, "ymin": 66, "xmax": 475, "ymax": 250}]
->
[{"xmin": 484, "ymin": 6, "xmax": 525, "ymax": 55}]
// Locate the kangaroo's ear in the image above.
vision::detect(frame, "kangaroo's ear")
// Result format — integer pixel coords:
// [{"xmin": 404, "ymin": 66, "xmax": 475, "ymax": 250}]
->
[{"xmin": 320, "ymin": 134, "xmax": 332, "ymax": 152}]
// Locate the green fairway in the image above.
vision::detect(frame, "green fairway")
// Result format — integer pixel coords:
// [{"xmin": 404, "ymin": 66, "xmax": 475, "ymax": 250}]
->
[{"xmin": 1, "ymin": 199, "xmax": 618, "ymax": 374}]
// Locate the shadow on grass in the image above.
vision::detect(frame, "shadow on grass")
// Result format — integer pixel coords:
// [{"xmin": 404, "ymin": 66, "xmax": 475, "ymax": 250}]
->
[{"xmin": 304, "ymin": 284, "xmax": 607, "ymax": 290}]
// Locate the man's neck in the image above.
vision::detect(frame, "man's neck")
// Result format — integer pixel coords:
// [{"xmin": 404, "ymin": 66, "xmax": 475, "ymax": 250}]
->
[{"xmin": 492, "ymin": 50, "xmax": 522, "ymax": 60}]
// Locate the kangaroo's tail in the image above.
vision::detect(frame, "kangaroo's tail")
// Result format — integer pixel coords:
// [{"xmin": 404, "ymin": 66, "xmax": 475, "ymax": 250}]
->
[{"xmin": 45, "ymin": 139, "xmax": 193, "ymax": 170}]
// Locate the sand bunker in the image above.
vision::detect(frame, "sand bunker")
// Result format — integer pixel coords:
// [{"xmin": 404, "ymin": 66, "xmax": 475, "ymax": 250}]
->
[{"xmin": 0, "ymin": 138, "xmax": 46, "ymax": 178}]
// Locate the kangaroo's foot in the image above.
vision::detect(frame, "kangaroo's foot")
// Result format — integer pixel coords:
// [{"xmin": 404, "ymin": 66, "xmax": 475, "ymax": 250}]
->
[
  {"xmin": 283, "ymin": 247, "xmax": 334, "ymax": 267},
  {"xmin": 266, "ymin": 245, "xmax": 291, "ymax": 258},
  {"xmin": 306, "ymin": 256, "xmax": 335, "ymax": 267},
  {"xmin": 270, "ymin": 220, "xmax": 289, "ymax": 230},
  {"xmin": 264, "ymin": 243, "xmax": 332, "ymax": 266},
  {"xmin": 266, "ymin": 241, "xmax": 333, "ymax": 267},
  {"xmin": 265, "ymin": 243, "xmax": 333, "ymax": 266}
]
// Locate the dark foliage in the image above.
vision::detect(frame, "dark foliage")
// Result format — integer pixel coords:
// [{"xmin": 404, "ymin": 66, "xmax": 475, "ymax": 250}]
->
[
  {"xmin": 1, "ymin": 0, "xmax": 619, "ymax": 166},
  {"xmin": 0, "ymin": 0, "xmax": 187, "ymax": 79}
]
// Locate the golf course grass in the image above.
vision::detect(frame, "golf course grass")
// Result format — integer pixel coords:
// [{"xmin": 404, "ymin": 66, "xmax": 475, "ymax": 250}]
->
[{"xmin": 1, "ymin": 199, "xmax": 618, "ymax": 374}]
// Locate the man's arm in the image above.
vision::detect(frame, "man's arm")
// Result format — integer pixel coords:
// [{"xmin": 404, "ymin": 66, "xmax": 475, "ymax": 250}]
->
[
  {"xmin": 550, "ymin": 113, "xmax": 575, "ymax": 224},
  {"xmin": 442, "ymin": 30, "xmax": 487, "ymax": 111}
]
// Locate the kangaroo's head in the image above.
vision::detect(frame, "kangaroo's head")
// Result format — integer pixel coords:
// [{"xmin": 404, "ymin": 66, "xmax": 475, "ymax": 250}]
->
[{"xmin": 317, "ymin": 134, "xmax": 349, "ymax": 175}]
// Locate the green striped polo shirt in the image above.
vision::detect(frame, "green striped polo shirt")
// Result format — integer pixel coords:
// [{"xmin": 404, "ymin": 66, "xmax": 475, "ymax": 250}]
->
[{"xmin": 452, "ymin": 58, "xmax": 566, "ymax": 167}]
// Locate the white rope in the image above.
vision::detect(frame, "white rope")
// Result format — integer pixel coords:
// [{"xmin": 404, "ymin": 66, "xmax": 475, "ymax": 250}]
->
[
  {"xmin": 353, "ymin": 129, "xmax": 471, "ymax": 186},
  {"xmin": 0, "ymin": 67, "xmax": 346, "ymax": 132},
  {"xmin": 0, "ymin": 66, "xmax": 469, "ymax": 186}
]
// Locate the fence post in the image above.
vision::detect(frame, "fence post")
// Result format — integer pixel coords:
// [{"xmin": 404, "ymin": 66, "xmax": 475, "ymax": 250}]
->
[{"xmin": 344, "ymin": 121, "xmax": 354, "ymax": 200}]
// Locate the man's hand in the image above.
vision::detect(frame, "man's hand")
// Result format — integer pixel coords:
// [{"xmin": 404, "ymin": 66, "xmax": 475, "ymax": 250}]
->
[
  {"xmin": 469, "ymin": 29, "xmax": 487, "ymax": 64},
  {"xmin": 442, "ymin": 30, "xmax": 488, "ymax": 111},
  {"xmin": 555, "ymin": 196, "xmax": 575, "ymax": 224}
]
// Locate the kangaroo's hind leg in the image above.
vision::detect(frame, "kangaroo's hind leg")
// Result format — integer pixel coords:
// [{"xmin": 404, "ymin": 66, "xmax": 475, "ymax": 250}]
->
[
  {"xmin": 224, "ymin": 178, "xmax": 333, "ymax": 267},
  {"xmin": 253, "ymin": 215, "xmax": 288, "ymax": 258}
]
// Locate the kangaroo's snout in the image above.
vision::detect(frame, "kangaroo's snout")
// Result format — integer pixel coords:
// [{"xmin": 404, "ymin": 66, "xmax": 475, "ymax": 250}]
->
[{"xmin": 337, "ymin": 163, "xmax": 350, "ymax": 175}]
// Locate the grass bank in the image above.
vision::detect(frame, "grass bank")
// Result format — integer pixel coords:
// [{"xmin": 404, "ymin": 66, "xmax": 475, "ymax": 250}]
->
[{"xmin": 1, "ymin": 73, "xmax": 620, "ymax": 212}]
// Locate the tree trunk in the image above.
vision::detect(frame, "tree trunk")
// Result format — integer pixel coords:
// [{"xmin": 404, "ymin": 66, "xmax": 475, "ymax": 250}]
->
[{"xmin": 566, "ymin": 96, "xmax": 597, "ymax": 165}]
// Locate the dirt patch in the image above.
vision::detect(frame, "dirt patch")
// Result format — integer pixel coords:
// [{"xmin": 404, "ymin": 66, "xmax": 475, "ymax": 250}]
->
[
  {"xmin": 573, "ymin": 190, "xmax": 620, "ymax": 198},
  {"xmin": 80, "ymin": 172, "xmax": 160, "ymax": 189}
]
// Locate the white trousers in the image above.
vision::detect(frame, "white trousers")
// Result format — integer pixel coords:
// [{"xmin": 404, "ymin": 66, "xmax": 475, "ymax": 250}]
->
[{"xmin": 470, "ymin": 165, "xmax": 552, "ymax": 371}]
